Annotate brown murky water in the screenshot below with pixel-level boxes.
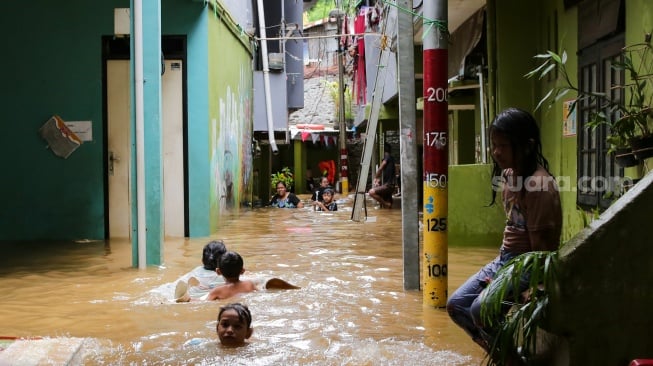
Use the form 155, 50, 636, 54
0, 195, 497, 365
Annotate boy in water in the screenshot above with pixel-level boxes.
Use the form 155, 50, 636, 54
311, 176, 332, 207
175, 251, 299, 302
217, 303, 253, 347
314, 187, 338, 211
206, 251, 257, 300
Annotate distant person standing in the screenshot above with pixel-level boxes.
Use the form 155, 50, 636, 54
368, 144, 396, 209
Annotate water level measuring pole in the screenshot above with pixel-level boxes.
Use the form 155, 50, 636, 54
422, 0, 449, 308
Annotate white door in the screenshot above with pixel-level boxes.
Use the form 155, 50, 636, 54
162, 60, 185, 238
106, 59, 185, 239
107, 60, 131, 239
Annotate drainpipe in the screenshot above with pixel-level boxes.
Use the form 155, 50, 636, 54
486, 0, 497, 120
478, 67, 487, 164
257, 0, 279, 154
134, 0, 146, 269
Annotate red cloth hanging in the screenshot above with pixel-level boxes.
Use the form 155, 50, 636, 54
353, 10, 367, 105
318, 160, 337, 186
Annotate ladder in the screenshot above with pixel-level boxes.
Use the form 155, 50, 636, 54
351, 9, 398, 222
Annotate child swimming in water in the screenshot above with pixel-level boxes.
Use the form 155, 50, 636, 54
217, 303, 253, 347
175, 251, 299, 302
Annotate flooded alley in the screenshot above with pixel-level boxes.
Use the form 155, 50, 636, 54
0, 196, 497, 365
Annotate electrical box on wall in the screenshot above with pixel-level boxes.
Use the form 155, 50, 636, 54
114, 8, 130, 36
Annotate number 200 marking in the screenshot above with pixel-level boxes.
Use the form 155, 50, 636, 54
425, 87, 448, 102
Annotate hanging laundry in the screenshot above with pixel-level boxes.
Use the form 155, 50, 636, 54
353, 8, 368, 105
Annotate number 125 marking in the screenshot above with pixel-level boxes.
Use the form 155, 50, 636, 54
426, 218, 447, 232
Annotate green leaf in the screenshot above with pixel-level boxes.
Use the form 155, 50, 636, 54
539, 64, 556, 79
548, 50, 562, 64
554, 88, 571, 102
535, 89, 555, 111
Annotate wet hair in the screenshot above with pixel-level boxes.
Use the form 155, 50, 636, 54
202, 240, 227, 270
218, 303, 252, 328
218, 251, 244, 278
489, 108, 551, 205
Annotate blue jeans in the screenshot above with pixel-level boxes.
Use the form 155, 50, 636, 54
446, 247, 520, 350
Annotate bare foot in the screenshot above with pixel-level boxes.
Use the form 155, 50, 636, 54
174, 280, 191, 303
188, 276, 200, 288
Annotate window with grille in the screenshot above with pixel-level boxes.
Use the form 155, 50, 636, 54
577, 35, 625, 209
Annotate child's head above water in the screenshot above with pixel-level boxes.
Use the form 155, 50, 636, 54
217, 302, 253, 346
202, 240, 227, 270
218, 251, 244, 278
322, 188, 334, 203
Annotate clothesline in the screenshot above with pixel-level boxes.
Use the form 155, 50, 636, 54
256, 32, 382, 42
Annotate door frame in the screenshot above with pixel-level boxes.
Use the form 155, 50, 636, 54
101, 35, 189, 238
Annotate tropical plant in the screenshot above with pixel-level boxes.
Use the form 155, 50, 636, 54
323, 80, 354, 121
271, 167, 294, 192
526, 33, 653, 154
480, 251, 559, 366
305, 0, 355, 23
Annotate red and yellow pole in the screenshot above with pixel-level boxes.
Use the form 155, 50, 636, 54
422, 0, 448, 308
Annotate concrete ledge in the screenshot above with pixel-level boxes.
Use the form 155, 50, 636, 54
0, 337, 87, 366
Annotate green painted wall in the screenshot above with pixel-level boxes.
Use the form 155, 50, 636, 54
448, 164, 504, 247
207, 10, 253, 233
531, 1, 583, 242
494, 0, 539, 112
0, 0, 129, 241
494, 0, 586, 243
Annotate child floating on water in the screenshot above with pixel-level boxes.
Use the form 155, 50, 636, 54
217, 303, 253, 347
175, 251, 299, 302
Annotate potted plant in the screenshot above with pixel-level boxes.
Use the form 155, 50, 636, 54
271, 167, 294, 192
526, 33, 653, 166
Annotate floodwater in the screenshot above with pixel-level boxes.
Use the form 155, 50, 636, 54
0, 195, 498, 365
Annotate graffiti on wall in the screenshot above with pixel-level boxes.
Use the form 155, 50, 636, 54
210, 66, 253, 221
